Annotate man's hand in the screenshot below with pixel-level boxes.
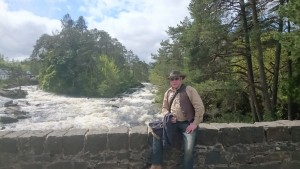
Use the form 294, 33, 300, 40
171, 116, 177, 123
186, 123, 197, 134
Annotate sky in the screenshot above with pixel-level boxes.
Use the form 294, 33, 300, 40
0, 0, 190, 63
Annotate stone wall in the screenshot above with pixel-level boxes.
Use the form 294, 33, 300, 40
0, 120, 299, 169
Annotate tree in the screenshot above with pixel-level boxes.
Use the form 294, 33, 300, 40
150, 0, 300, 122
280, 0, 300, 119
61, 14, 74, 29
30, 14, 147, 97
75, 16, 87, 32
249, 0, 273, 119
239, 0, 262, 121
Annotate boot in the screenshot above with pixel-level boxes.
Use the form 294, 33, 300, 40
150, 165, 162, 169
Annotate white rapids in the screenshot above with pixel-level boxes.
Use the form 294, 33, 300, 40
0, 83, 163, 131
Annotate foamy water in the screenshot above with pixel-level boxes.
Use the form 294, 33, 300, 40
0, 83, 162, 131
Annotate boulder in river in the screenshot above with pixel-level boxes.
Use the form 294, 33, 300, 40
4, 106, 29, 117
0, 103, 30, 124
0, 96, 12, 108
0, 116, 18, 124
4, 100, 17, 107
0, 89, 28, 99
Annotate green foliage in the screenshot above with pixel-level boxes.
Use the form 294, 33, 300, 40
278, 0, 300, 119
209, 112, 253, 123
195, 79, 251, 118
39, 65, 57, 91
97, 55, 120, 97
150, 0, 300, 122
30, 14, 149, 97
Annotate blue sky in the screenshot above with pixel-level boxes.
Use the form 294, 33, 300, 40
0, 0, 190, 63
5, 0, 80, 19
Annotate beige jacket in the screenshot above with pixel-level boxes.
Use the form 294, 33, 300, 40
162, 85, 205, 126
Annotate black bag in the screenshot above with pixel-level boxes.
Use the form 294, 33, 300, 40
148, 121, 163, 139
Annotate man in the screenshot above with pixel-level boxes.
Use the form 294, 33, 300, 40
150, 70, 205, 169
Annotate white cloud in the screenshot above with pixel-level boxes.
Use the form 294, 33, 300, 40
0, 0, 190, 63
0, 0, 61, 60
85, 0, 190, 62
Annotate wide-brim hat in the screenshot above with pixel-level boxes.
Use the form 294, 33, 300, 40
168, 70, 186, 80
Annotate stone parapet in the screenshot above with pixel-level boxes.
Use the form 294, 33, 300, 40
0, 120, 299, 169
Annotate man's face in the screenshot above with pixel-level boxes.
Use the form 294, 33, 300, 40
169, 76, 182, 89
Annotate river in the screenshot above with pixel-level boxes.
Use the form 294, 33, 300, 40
0, 83, 162, 131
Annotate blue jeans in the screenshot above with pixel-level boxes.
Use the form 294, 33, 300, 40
151, 121, 197, 169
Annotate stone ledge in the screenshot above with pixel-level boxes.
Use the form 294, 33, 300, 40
0, 120, 299, 154
0, 120, 300, 169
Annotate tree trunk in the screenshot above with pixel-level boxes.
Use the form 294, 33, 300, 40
271, 0, 284, 112
249, 0, 274, 119
287, 58, 293, 120
286, 16, 293, 120
239, 0, 262, 121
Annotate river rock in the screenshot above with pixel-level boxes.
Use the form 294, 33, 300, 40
0, 89, 28, 99
0, 116, 18, 124
4, 100, 17, 107
0, 96, 12, 108
0, 105, 30, 124
5, 106, 29, 117
111, 105, 119, 108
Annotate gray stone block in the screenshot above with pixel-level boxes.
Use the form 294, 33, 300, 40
84, 129, 108, 154
108, 127, 128, 151
211, 123, 239, 146
197, 123, 218, 146
266, 126, 290, 142
129, 162, 149, 169
46, 161, 72, 169
290, 126, 300, 142
63, 129, 88, 155
3, 130, 28, 138
205, 150, 228, 165
276, 120, 300, 126
0, 153, 18, 168
251, 153, 285, 164
291, 151, 300, 161
73, 161, 88, 169
231, 153, 251, 164
254, 122, 291, 142
45, 130, 67, 155
239, 162, 281, 169
95, 163, 129, 169
0, 131, 27, 153
231, 123, 265, 144
21, 163, 43, 169
129, 126, 148, 150
0, 131, 13, 138
0, 137, 17, 153
281, 161, 300, 169
213, 166, 237, 169
18, 130, 52, 154
104, 151, 131, 164
34, 154, 53, 163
